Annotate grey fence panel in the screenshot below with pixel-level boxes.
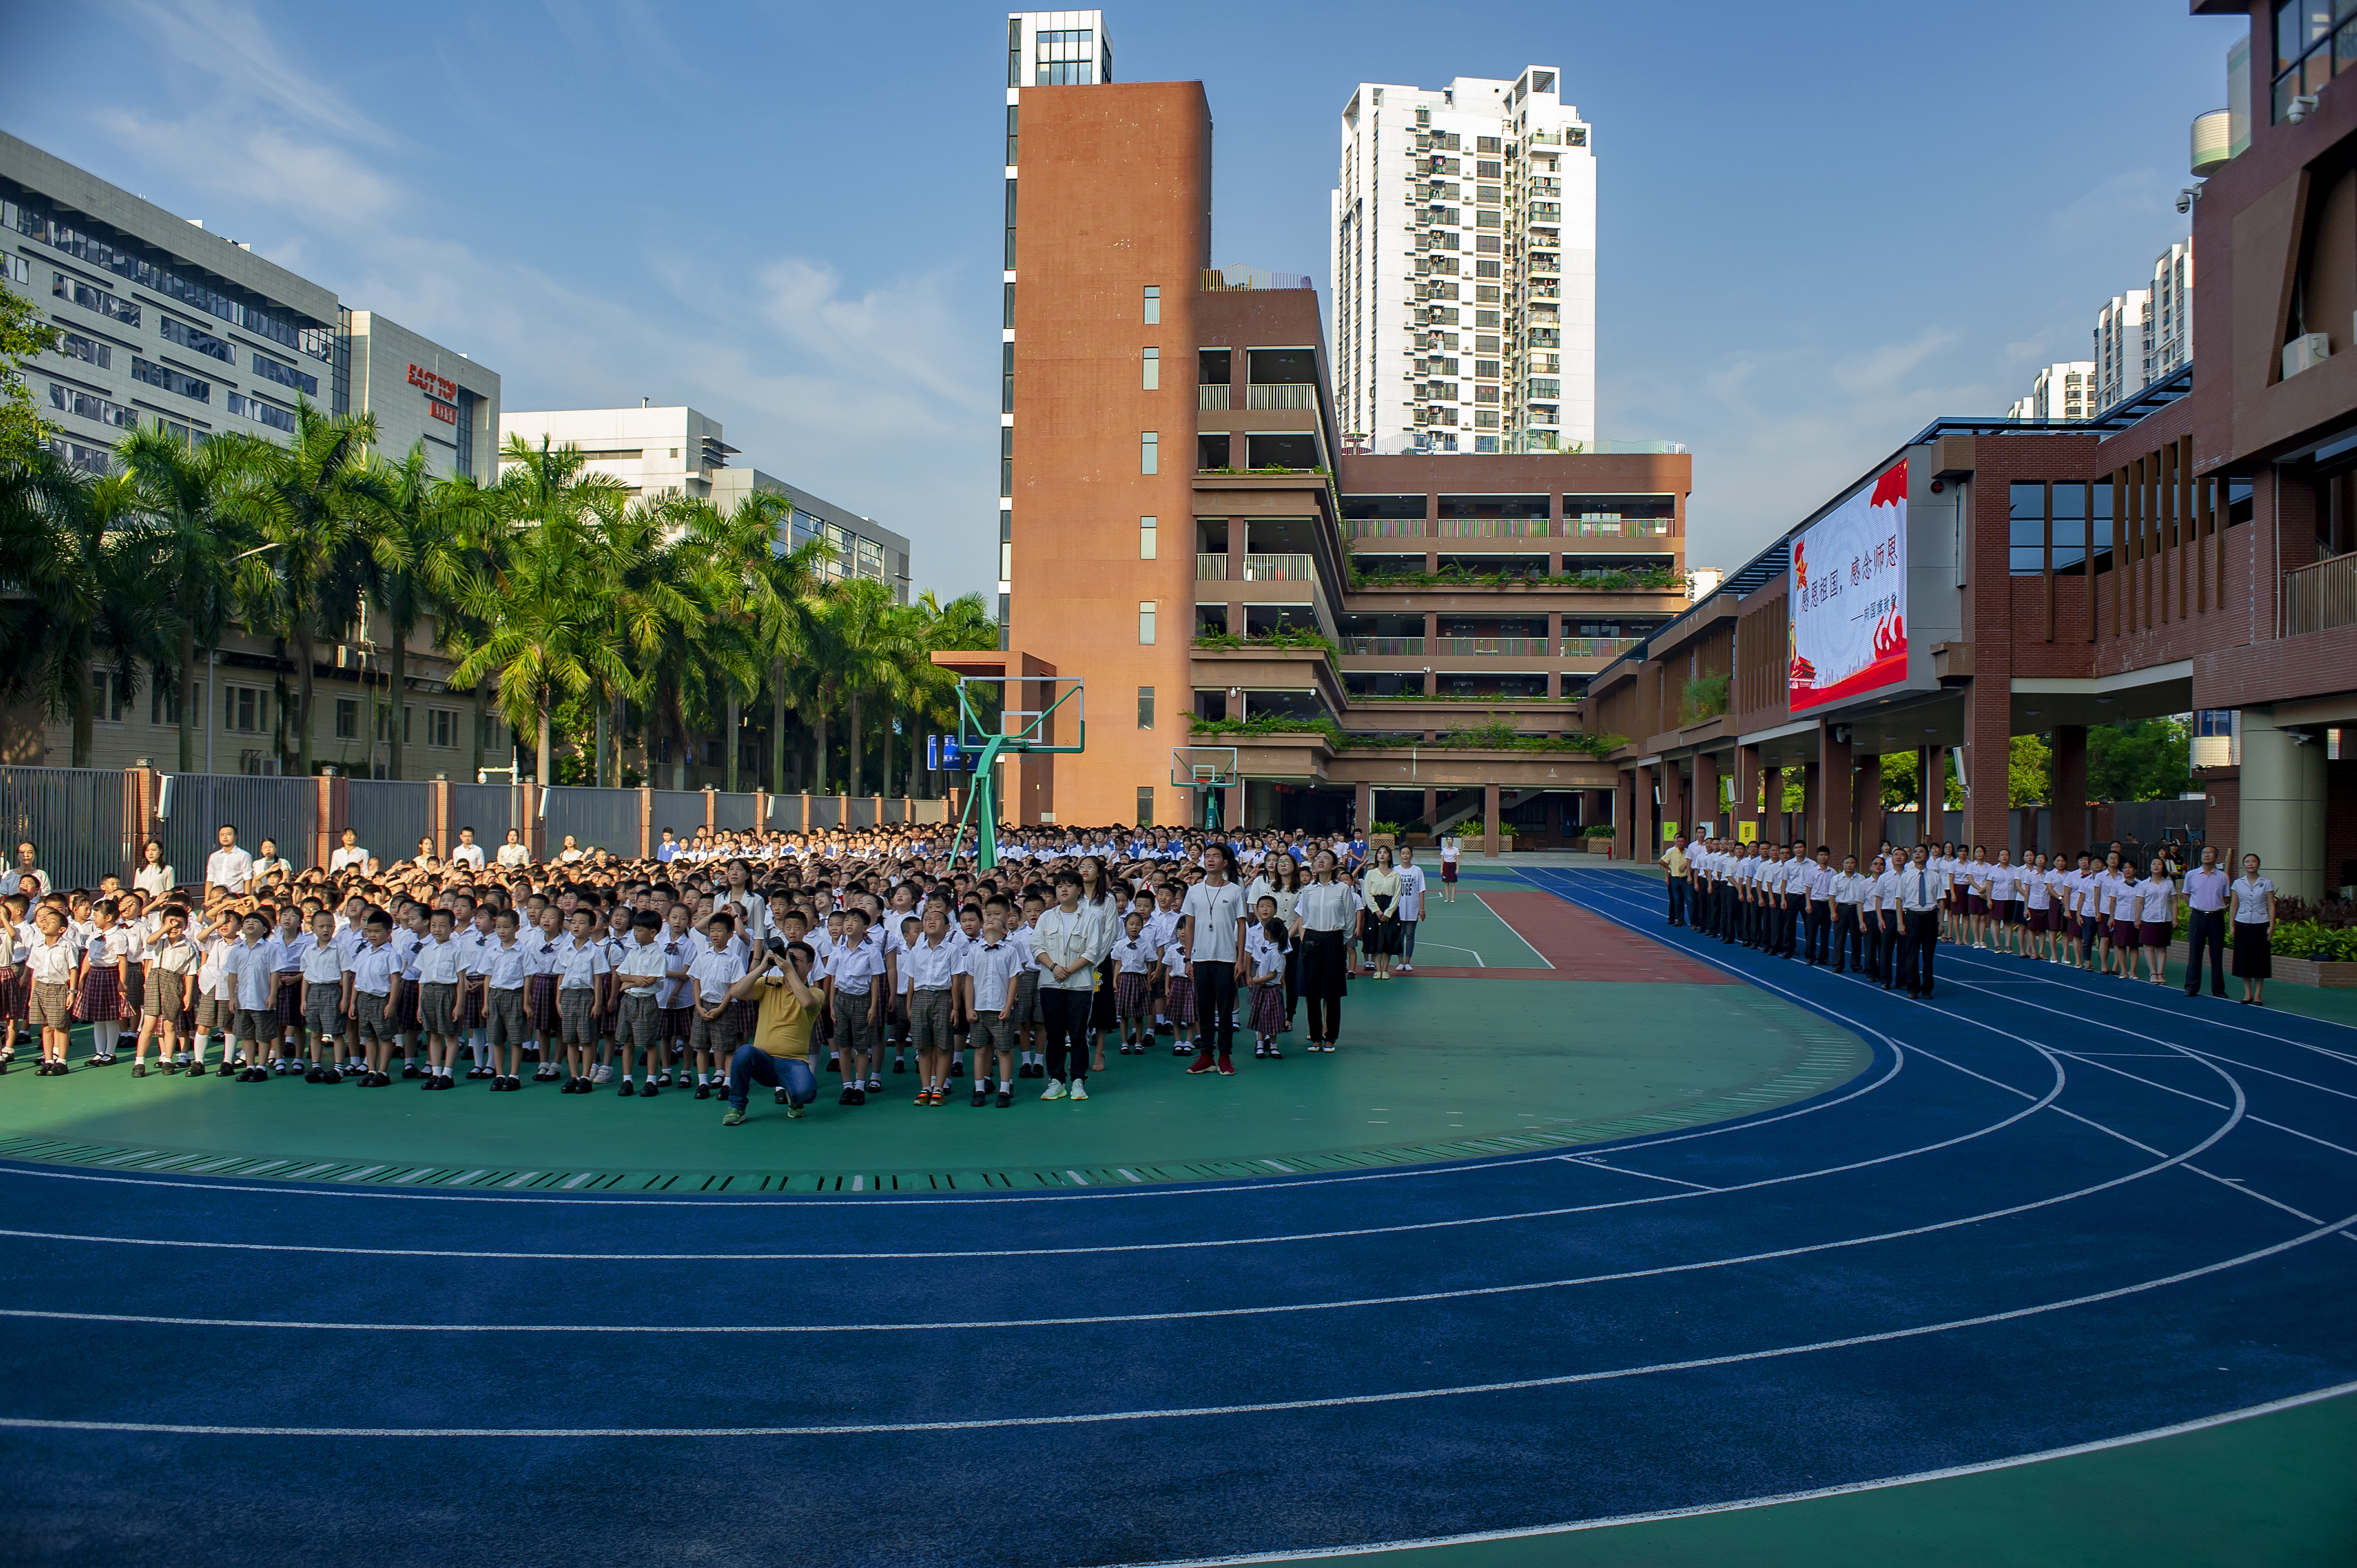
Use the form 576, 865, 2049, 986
447, 782, 518, 846
540, 787, 642, 858
809, 796, 842, 830
652, 791, 704, 841
912, 799, 949, 824
881, 799, 906, 825
768, 795, 811, 831
712, 792, 759, 833
348, 780, 432, 866
0, 767, 130, 892
846, 797, 877, 829
157, 775, 315, 881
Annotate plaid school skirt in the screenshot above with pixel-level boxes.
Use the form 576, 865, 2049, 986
726, 997, 758, 1039
458, 981, 486, 1030
526, 973, 559, 1031
1249, 979, 1285, 1037
1164, 972, 1195, 1027
74, 966, 130, 1024
1113, 971, 1150, 1020
0, 968, 27, 1021
391, 982, 422, 1032
272, 978, 303, 1029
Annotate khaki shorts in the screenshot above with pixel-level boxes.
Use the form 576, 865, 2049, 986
302, 981, 343, 1038
613, 992, 661, 1050
352, 991, 395, 1044
557, 987, 600, 1046
29, 982, 74, 1031
485, 987, 528, 1049
908, 988, 954, 1053
690, 1007, 738, 1055
970, 1009, 1015, 1056
419, 982, 460, 1035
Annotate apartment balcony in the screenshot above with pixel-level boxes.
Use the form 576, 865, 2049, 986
2284, 549, 2357, 636
1197, 553, 1228, 581
1559, 636, 1642, 658
1244, 552, 1314, 581
1246, 384, 1317, 410
1435, 637, 1551, 656
1198, 383, 1231, 410
1344, 636, 1424, 655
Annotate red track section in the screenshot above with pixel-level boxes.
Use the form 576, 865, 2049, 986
1409, 891, 1736, 983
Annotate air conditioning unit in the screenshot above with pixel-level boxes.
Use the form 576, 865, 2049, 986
2283, 332, 2331, 379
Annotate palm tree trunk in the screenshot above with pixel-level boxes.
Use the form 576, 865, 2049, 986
389, 631, 407, 781
69, 666, 94, 768
177, 617, 197, 774
847, 690, 863, 798
594, 699, 608, 790
910, 713, 927, 800
770, 662, 787, 792
611, 690, 626, 787
813, 704, 830, 796
725, 697, 740, 793
470, 685, 485, 781
295, 632, 317, 776
536, 704, 552, 786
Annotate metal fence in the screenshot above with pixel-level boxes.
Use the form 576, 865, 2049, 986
809, 796, 842, 830
539, 787, 642, 857
156, 774, 315, 886
348, 780, 431, 865
448, 782, 520, 847
712, 791, 760, 833
651, 791, 704, 843
0, 767, 130, 893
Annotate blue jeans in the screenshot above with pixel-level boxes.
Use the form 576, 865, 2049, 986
727, 1046, 815, 1111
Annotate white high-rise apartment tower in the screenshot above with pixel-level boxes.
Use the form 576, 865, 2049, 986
1330, 69, 1594, 455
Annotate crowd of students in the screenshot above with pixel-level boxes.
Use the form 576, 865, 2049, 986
1661, 834, 2284, 1004
0, 819, 1466, 1124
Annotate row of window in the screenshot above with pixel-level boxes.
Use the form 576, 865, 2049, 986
130, 355, 209, 403
49, 381, 136, 429
84, 673, 478, 749
10, 195, 327, 357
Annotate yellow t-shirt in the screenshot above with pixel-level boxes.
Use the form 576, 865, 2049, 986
749, 972, 811, 1060
1661, 845, 1689, 876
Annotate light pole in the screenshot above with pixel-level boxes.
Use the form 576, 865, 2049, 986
207, 540, 285, 775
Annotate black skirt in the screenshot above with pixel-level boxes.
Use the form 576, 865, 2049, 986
2231, 920, 2272, 979
1367, 913, 1402, 956
1300, 930, 1350, 999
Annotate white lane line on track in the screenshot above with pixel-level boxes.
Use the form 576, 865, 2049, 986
1933, 941, 2357, 1051
1542, 870, 2354, 1246
1096, 1376, 2357, 1567
3, 1204, 2349, 1438
0, 1050, 2049, 1262
1560, 1157, 1720, 1192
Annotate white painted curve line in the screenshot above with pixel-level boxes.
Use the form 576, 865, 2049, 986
4, 1205, 2347, 1438
1097, 1377, 2357, 1568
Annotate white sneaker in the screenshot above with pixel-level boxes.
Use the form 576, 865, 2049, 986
1040, 1078, 1067, 1101
1069, 1080, 1089, 1101
592, 1064, 613, 1084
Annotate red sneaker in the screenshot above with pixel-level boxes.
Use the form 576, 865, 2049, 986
1216, 1055, 1235, 1076
1186, 1053, 1216, 1074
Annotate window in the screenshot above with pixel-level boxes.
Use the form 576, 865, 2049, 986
2009, 482, 2047, 576
1004, 179, 1017, 269
151, 679, 195, 726
2195, 709, 2235, 738
1140, 515, 1157, 559
49, 381, 137, 429
428, 708, 457, 748
2272, 0, 2357, 121
131, 357, 209, 403
1141, 431, 1158, 474
1000, 427, 1013, 496
159, 316, 234, 363
58, 332, 110, 370
1002, 281, 1015, 327
1141, 346, 1159, 390
1005, 102, 1020, 165
227, 392, 295, 432
1001, 342, 1014, 411
1136, 786, 1155, 826
2052, 481, 2090, 574
1138, 685, 1155, 729
228, 684, 264, 734
1143, 284, 1160, 325
1035, 26, 1095, 84
89, 667, 127, 723
334, 698, 358, 739
52, 272, 138, 326
1139, 601, 1157, 644
245, 353, 315, 395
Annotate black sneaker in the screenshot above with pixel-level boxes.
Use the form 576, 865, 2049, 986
694, 1083, 711, 1099
640, 1082, 658, 1098
617, 1080, 636, 1097
851, 1087, 869, 1106
996, 1090, 1013, 1108
303, 1065, 324, 1083
838, 1084, 858, 1106
971, 1087, 989, 1107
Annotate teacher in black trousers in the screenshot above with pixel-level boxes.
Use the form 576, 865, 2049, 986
2180, 844, 2231, 999
1896, 844, 1948, 999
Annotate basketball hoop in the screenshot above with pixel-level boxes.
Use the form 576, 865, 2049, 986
1170, 746, 1239, 829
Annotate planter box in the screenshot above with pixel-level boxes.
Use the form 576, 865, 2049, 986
2165, 940, 2357, 987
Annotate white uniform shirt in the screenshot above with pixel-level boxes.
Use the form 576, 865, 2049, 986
611, 936, 670, 997
1896, 862, 1948, 914
204, 845, 255, 893
901, 932, 960, 992
548, 935, 610, 991
24, 933, 79, 986
298, 936, 346, 986
2183, 866, 2230, 913
222, 937, 277, 1009
413, 934, 465, 986
2230, 875, 2276, 922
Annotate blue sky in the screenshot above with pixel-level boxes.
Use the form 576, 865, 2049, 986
12, 1, 2244, 595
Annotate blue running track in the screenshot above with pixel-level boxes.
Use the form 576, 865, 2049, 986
1, 865, 2353, 1567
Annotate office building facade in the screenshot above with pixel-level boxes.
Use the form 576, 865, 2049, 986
1329, 70, 1596, 456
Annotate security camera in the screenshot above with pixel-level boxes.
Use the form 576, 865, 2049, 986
2176, 184, 2204, 214
2289, 93, 2319, 124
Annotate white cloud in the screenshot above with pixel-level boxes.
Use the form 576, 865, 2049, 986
120, 0, 395, 147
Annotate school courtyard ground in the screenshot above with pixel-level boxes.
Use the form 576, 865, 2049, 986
1, 865, 2352, 1566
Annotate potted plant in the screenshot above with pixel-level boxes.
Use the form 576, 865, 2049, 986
1581, 822, 1617, 855
1367, 819, 1401, 849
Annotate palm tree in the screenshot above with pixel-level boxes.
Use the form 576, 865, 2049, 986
452, 435, 632, 783
370, 445, 483, 780
811, 575, 903, 798
903, 589, 998, 798
0, 452, 161, 766
250, 404, 392, 775
116, 427, 277, 772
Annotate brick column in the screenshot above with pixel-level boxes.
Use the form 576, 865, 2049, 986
1691, 751, 1721, 838
1852, 751, 1882, 862
430, 778, 450, 857
1422, 787, 1438, 834
322, 773, 350, 874
1919, 746, 1946, 849
1759, 763, 1782, 844
637, 787, 653, 860
126, 768, 156, 869
1616, 768, 1638, 860
754, 791, 768, 838
1482, 781, 1501, 857
1735, 744, 1762, 842
1660, 760, 1686, 844
2052, 726, 2088, 861
1813, 721, 1852, 854
1632, 762, 1654, 858
1960, 677, 2010, 854
704, 788, 717, 837
1355, 781, 1373, 833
